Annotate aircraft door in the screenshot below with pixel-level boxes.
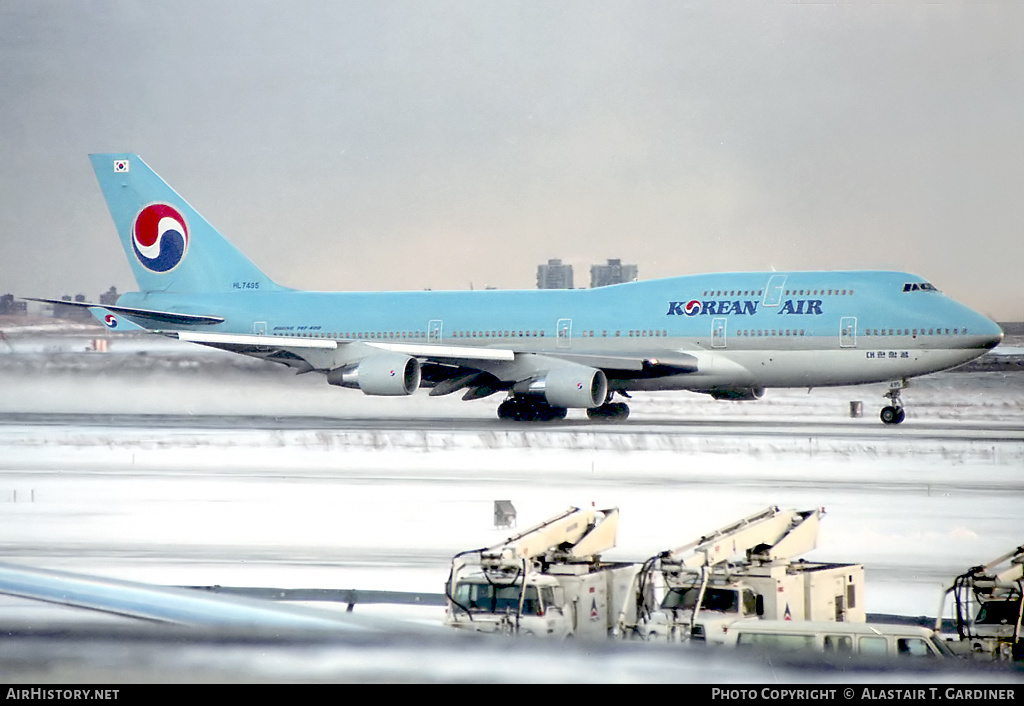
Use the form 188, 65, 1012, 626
428, 319, 443, 343
763, 275, 787, 308
835, 594, 846, 622
253, 321, 267, 335
712, 317, 727, 348
840, 317, 857, 348
557, 318, 572, 349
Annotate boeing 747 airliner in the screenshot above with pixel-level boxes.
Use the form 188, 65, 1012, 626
30, 154, 1004, 424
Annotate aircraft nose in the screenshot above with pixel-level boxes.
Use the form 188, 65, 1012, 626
984, 328, 1004, 350
978, 317, 1004, 350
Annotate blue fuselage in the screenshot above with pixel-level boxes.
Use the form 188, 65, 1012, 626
120, 270, 1003, 391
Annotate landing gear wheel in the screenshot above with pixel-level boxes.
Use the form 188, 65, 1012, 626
880, 381, 907, 425
497, 397, 567, 422
586, 402, 630, 422
880, 405, 906, 425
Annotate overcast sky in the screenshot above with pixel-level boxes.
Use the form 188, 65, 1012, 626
2, 1, 1022, 320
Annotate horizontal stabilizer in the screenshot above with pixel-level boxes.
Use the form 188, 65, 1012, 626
87, 307, 146, 331
23, 298, 224, 326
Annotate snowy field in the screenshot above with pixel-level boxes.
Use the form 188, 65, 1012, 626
0, 327, 1022, 682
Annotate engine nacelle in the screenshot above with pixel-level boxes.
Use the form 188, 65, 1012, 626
707, 386, 765, 401
327, 353, 421, 396
518, 364, 608, 409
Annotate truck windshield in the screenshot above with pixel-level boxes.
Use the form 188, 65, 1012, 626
661, 587, 739, 613
453, 582, 543, 615
976, 598, 1022, 626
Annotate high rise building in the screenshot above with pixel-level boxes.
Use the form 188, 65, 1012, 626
590, 258, 638, 288
537, 259, 574, 289
100, 287, 119, 306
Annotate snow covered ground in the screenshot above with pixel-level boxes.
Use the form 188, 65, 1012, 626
1, 338, 1021, 598
0, 328, 1021, 681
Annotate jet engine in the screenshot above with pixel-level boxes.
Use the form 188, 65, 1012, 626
707, 386, 765, 401
516, 364, 608, 409
327, 353, 421, 396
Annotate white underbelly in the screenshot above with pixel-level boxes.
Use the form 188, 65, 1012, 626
626, 346, 986, 391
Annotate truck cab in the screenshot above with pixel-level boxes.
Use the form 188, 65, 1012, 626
937, 544, 1023, 661
447, 573, 572, 638
444, 506, 622, 640
643, 582, 762, 643
622, 507, 865, 644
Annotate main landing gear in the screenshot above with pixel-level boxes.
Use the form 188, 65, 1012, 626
496, 396, 567, 422
495, 392, 632, 423
586, 401, 630, 422
586, 391, 631, 422
880, 380, 907, 425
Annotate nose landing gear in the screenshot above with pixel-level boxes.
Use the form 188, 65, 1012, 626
880, 381, 907, 425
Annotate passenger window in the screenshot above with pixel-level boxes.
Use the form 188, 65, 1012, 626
737, 633, 815, 652
897, 638, 934, 658
824, 635, 852, 653
858, 636, 888, 655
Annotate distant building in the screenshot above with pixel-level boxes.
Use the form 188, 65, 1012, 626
537, 259, 574, 290
100, 286, 119, 306
0, 294, 27, 316
53, 294, 91, 321
590, 258, 638, 288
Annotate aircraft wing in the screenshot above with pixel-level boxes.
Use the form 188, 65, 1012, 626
366, 344, 697, 373
100, 329, 700, 398
0, 561, 405, 632
547, 351, 699, 374
175, 330, 339, 350
169, 331, 518, 363
166, 331, 696, 374
170, 331, 697, 370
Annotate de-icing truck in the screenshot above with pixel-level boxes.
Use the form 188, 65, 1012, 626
619, 506, 866, 644
936, 544, 1023, 661
444, 506, 641, 639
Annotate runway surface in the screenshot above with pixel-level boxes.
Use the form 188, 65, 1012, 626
3, 410, 1024, 439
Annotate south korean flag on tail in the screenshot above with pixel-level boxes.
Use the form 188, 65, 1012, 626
113, 159, 129, 173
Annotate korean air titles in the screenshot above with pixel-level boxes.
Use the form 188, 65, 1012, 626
666, 299, 823, 317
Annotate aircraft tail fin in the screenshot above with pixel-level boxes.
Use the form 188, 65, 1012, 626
89, 154, 286, 294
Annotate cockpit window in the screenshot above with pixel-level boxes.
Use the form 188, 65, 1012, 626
903, 282, 939, 292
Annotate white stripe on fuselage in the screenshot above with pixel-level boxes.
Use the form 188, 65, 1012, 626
622, 344, 989, 391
